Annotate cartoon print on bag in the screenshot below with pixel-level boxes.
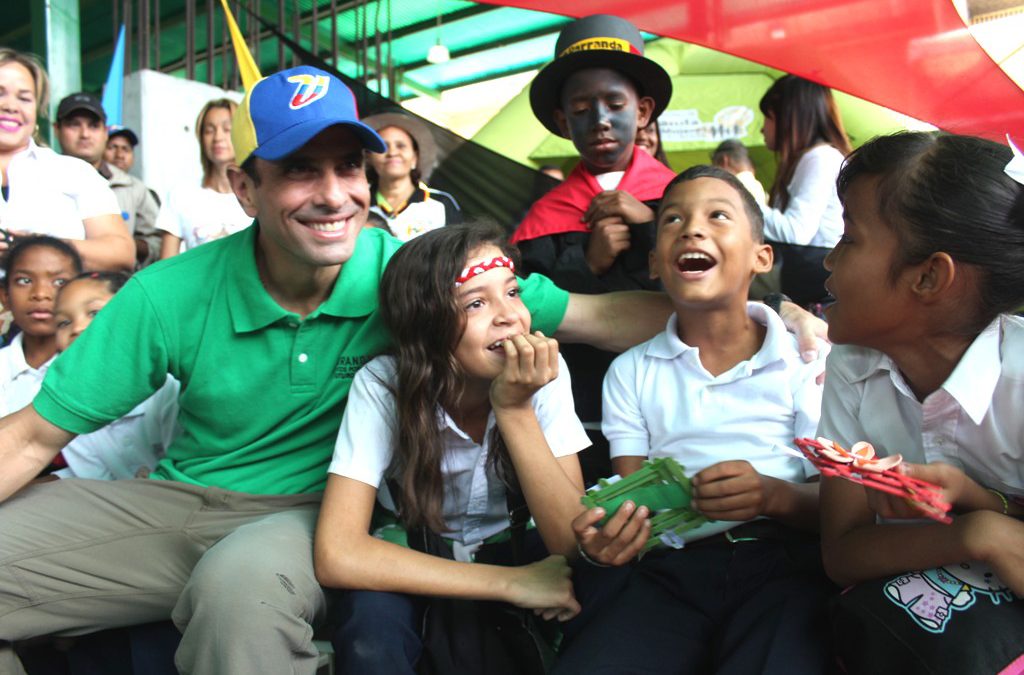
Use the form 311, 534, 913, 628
884, 561, 1016, 633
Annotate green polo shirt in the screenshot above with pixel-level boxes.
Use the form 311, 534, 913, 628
34, 225, 569, 495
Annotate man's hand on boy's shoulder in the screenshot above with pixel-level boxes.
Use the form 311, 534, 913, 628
583, 190, 656, 226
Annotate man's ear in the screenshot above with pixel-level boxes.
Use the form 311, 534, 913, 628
227, 164, 259, 218
636, 96, 655, 130
910, 252, 956, 304
553, 108, 570, 138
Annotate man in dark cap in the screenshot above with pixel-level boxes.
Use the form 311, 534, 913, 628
54, 93, 162, 267
104, 125, 139, 173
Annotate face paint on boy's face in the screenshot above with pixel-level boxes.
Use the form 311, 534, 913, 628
557, 68, 645, 174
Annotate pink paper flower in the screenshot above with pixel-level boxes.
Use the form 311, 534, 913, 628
815, 438, 902, 473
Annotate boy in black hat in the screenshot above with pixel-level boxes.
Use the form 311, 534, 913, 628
511, 14, 677, 479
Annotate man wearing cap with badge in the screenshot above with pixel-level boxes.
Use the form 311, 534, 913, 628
54, 92, 162, 267
0, 62, 676, 674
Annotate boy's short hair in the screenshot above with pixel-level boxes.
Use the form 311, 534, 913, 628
711, 140, 752, 169
659, 165, 765, 242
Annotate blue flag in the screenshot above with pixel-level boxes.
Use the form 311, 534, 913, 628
101, 25, 126, 127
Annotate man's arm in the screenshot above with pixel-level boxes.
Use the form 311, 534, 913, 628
557, 292, 827, 358
0, 406, 76, 502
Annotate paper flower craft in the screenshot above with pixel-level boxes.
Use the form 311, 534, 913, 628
794, 437, 952, 524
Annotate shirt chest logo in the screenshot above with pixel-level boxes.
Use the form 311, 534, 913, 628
334, 354, 370, 380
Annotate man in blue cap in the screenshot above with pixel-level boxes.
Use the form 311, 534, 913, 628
0, 65, 696, 674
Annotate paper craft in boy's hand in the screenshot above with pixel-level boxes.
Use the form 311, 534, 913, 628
581, 457, 709, 552
793, 437, 953, 523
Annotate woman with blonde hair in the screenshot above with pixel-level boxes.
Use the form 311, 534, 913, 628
0, 48, 134, 271
157, 98, 252, 258
759, 75, 852, 307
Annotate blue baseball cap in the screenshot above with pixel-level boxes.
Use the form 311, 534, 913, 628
232, 65, 386, 165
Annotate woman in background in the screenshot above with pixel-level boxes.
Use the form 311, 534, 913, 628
759, 75, 852, 308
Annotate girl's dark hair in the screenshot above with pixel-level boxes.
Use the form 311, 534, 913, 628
660, 165, 765, 242
837, 131, 1024, 332
60, 270, 130, 297
759, 75, 853, 211
379, 220, 519, 533
365, 124, 422, 193
2, 236, 83, 288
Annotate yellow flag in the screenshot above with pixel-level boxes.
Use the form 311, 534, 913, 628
219, 0, 262, 90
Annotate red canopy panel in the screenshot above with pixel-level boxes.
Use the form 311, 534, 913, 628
484, 0, 1024, 140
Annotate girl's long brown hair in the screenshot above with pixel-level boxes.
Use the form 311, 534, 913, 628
378, 221, 520, 534
759, 75, 852, 211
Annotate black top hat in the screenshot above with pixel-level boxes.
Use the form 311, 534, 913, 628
56, 93, 106, 123
530, 14, 672, 137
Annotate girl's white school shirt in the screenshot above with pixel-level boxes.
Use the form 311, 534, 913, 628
0, 333, 55, 417
818, 314, 1024, 498
760, 144, 845, 247
329, 354, 591, 547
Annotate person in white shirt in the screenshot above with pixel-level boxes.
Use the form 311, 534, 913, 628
0, 49, 135, 272
157, 98, 252, 257
758, 75, 853, 306
558, 166, 830, 675
817, 132, 1024, 673
315, 222, 590, 673
0, 237, 82, 418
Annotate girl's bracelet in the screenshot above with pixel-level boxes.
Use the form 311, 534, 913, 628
576, 543, 612, 568
987, 488, 1009, 515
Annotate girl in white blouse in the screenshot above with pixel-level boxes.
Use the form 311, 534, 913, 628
819, 132, 1024, 673
314, 222, 589, 673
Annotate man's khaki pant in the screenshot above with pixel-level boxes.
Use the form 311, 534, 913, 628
0, 478, 325, 674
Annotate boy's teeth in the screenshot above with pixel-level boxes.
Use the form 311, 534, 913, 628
677, 252, 712, 263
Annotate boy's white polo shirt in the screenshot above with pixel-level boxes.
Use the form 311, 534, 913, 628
330, 353, 590, 546
603, 302, 825, 481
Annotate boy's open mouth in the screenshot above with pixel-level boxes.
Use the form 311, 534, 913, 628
676, 251, 716, 273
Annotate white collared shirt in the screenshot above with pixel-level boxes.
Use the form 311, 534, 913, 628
0, 140, 120, 239
329, 354, 590, 546
56, 376, 181, 480
0, 333, 54, 417
602, 303, 825, 541
818, 314, 1024, 497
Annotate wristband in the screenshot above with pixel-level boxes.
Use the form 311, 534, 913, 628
576, 543, 612, 568
988, 488, 1010, 515
763, 292, 792, 315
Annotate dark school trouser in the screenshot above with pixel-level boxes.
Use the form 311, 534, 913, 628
553, 536, 834, 675
0, 478, 325, 675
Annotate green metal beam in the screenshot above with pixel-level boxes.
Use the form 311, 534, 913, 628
30, 0, 82, 142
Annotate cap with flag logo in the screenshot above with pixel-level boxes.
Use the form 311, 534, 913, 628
232, 65, 386, 165
529, 14, 672, 137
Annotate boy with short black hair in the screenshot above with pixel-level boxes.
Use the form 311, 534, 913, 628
557, 165, 832, 675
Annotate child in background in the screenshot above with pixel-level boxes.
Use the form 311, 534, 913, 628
557, 166, 830, 675
0, 236, 82, 417
315, 222, 591, 673
50, 271, 179, 479
818, 132, 1024, 673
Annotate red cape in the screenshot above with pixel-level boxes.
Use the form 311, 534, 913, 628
511, 149, 677, 243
